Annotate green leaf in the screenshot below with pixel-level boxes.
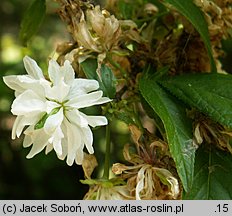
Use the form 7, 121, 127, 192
141, 96, 165, 136
163, 0, 216, 73
183, 145, 232, 199
81, 59, 116, 98
101, 64, 117, 99
139, 73, 196, 192
160, 73, 232, 129
34, 107, 60, 130
80, 59, 98, 80
19, 0, 46, 46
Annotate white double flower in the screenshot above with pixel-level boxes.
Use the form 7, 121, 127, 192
3, 56, 111, 165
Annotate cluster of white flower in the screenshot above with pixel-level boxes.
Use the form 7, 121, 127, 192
3, 56, 111, 165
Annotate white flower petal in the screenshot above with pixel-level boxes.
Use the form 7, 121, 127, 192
57, 154, 66, 161
48, 59, 75, 86
81, 126, 94, 154
48, 59, 62, 85
66, 109, 88, 128
78, 96, 111, 109
75, 145, 85, 165
67, 123, 82, 166
45, 101, 60, 114
12, 115, 39, 139
57, 123, 68, 160
3, 76, 26, 93
17, 75, 37, 83
45, 79, 70, 102
18, 76, 48, 98
43, 108, 64, 156
45, 143, 53, 155
67, 91, 111, 109
23, 56, 44, 79
95, 97, 112, 104
61, 118, 83, 166
3, 75, 48, 98
79, 112, 108, 127
44, 108, 64, 134
26, 141, 48, 158
68, 79, 99, 98
61, 60, 75, 84
12, 90, 46, 116
49, 126, 64, 156
11, 116, 22, 139
25, 129, 50, 158
67, 91, 102, 107
23, 125, 36, 147
23, 134, 33, 148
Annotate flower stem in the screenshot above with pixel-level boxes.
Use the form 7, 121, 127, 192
103, 123, 111, 179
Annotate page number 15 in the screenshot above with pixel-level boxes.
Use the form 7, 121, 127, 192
216, 204, 229, 213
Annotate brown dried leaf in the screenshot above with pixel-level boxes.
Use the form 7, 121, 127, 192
82, 153, 98, 179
